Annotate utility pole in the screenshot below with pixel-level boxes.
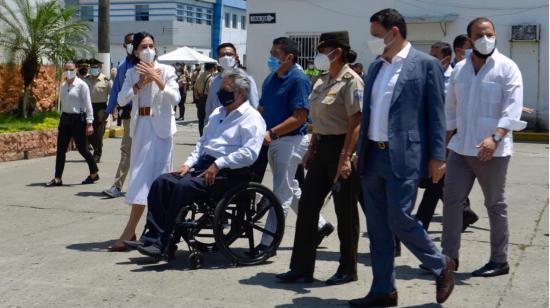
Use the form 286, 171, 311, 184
98, 0, 110, 78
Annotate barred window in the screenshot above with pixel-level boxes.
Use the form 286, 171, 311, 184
288, 33, 321, 69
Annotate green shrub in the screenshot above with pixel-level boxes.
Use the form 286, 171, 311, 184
0, 111, 60, 133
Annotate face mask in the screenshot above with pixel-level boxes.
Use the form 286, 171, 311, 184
217, 89, 235, 106
367, 31, 393, 56
267, 56, 281, 72
66, 70, 76, 80
313, 49, 336, 71
126, 44, 133, 55
307, 64, 314, 70
78, 67, 88, 76
464, 49, 473, 59
139, 48, 156, 63
473, 35, 496, 57
90, 68, 99, 76
219, 56, 236, 70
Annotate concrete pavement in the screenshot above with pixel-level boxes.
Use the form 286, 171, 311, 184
0, 104, 548, 307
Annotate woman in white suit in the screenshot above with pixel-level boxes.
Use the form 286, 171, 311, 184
108, 32, 180, 251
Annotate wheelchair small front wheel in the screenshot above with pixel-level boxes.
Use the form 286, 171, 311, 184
188, 252, 203, 269
213, 182, 284, 266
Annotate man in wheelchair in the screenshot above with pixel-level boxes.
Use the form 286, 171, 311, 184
133, 68, 266, 258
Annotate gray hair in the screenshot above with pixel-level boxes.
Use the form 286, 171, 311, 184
221, 68, 250, 101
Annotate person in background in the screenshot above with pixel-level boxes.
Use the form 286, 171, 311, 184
107, 32, 180, 251
103, 32, 136, 199
204, 42, 259, 124
350, 62, 365, 79
45, 61, 99, 187
277, 31, 362, 286
442, 17, 526, 278
76, 59, 90, 79
351, 9, 455, 306
194, 62, 218, 135
85, 58, 111, 163
175, 64, 190, 121
451, 34, 472, 68
191, 65, 201, 92
414, 42, 479, 232
303, 59, 320, 83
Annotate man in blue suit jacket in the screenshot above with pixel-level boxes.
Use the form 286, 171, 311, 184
349, 9, 455, 307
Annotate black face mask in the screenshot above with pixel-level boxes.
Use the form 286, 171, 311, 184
472, 48, 495, 59
217, 89, 235, 106
78, 67, 88, 75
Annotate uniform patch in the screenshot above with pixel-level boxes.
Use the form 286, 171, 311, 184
354, 89, 363, 101
327, 92, 337, 97
343, 72, 353, 79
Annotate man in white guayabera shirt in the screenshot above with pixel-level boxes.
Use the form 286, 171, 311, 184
442, 17, 526, 278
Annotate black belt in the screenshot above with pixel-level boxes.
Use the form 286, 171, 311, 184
369, 140, 389, 150
315, 134, 345, 142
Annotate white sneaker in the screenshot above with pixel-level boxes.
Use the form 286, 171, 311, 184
103, 185, 123, 198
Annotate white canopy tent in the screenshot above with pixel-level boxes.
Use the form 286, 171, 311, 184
157, 46, 217, 64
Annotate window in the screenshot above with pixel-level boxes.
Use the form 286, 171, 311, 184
232, 14, 237, 28
225, 13, 230, 28
80, 5, 94, 22
135, 4, 149, 21
195, 7, 203, 24
206, 9, 212, 25
288, 33, 321, 68
241, 15, 246, 30
176, 3, 184, 21
186, 5, 195, 23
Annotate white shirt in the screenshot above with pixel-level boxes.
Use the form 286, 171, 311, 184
184, 101, 266, 170
204, 73, 259, 125
60, 77, 93, 123
443, 65, 453, 95
368, 42, 412, 141
446, 49, 526, 157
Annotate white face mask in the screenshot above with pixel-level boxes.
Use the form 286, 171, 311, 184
219, 56, 236, 70
90, 68, 99, 76
464, 48, 473, 59
474, 35, 496, 55
367, 31, 393, 56
66, 70, 76, 80
126, 44, 133, 55
313, 49, 336, 71
139, 48, 156, 63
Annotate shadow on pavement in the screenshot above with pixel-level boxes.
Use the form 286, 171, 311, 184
27, 182, 75, 187
75, 191, 111, 199
395, 264, 473, 286
66, 240, 117, 252
239, 272, 325, 294
274, 296, 349, 307
277, 246, 372, 266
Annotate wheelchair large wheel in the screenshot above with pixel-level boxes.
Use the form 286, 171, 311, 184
174, 205, 217, 253
213, 182, 284, 266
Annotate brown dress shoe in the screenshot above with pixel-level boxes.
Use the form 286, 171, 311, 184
436, 255, 455, 304
349, 291, 398, 307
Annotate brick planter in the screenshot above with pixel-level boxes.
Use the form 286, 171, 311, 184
0, 128, 58, 162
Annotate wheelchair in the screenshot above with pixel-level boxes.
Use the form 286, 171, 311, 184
159, 180, 285, 269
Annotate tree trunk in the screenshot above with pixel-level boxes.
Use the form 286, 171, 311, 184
22, 85, 30, 119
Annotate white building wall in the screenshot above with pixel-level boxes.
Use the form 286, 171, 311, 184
247, 0, 549, 129
220, 6, 247, 63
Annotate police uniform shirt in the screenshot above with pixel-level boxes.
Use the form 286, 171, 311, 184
85, 73, 111, 103
60, 77, 94, 123
309, 64, 364, 135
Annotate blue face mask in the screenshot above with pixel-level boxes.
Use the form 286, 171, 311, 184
217, 89, 235, 106
267, 56, 281, 72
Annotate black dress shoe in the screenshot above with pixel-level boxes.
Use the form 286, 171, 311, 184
471, 261, 509, 277
349, 291, 398, 307
45, 179, 62, 187
326, 272, 357, 285
436, 255, 455, 304
276, 270, 313, 283
420, 258, 459, 272
316, 222, 335, 247
137, 244, 162, 258
81, 174, 100, 184
462, 209, 479, 232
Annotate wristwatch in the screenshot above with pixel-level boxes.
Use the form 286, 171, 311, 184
492, 134, 503, 143
269, 129, 279, 140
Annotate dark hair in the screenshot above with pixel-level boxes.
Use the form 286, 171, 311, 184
124, 32, 134, 43
217, 42, 237, 54
204, 62, 217, 71
431, 41, 452, 58
272, 37, 300, 63
452, 34, 469, 51
132, 32, 155, 50
370, 8, 407, 39
351, 62, 363, 69
467, 17, 495, 37
338, 48, 357, 64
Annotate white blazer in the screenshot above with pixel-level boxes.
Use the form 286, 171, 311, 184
118, 61, 180, 139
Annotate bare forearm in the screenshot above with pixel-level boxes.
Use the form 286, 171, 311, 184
341, 112, 361, 156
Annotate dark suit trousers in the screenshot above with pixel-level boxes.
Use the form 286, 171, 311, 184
145, 159, 248, 250
361, 143, 444, 294
88, 102, 107, 159
290, 137, 359, 275
54, 113, 98, 178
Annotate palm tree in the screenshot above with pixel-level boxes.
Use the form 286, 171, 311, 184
0, 0, 92, 118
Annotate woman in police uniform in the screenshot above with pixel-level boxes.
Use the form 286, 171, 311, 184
277, 31, 363, 285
